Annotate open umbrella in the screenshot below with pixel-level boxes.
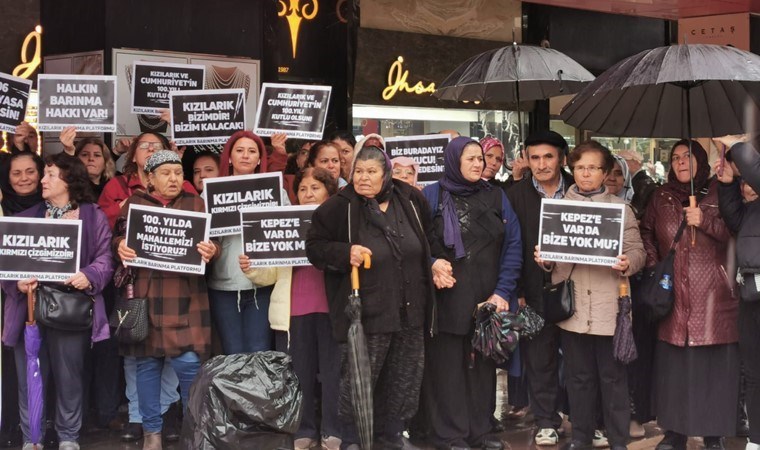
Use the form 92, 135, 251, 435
25, 286, 43, 449
561, 43, 760, 243
613, 281, 637, 364
346, 254, 372, 450
434, 42, 594, 157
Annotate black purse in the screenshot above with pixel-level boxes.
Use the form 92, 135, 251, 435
542, 265, 576, 324
34, 283, 94, 331
109, 271, 152, 344
640, 219, 687, 320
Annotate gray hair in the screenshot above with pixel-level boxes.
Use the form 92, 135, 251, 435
349, 145, 390, 183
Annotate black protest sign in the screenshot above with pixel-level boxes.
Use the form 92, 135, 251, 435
125, 204, 210, 274
240, 205, 316, 267
203, 172, 283, 237
0, 72, 32, 133
385, 134, 450, 185
170, 88, 246, 145
131, 61, 205, 114
0, 217, 81, 281
37, 74, 117, 132
254, 83, 331, 140
538, 199, 626, 266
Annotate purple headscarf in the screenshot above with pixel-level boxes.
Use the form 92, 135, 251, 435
439, 136, 491, 259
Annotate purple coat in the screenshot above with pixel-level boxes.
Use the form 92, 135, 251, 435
1, 203, 114, 346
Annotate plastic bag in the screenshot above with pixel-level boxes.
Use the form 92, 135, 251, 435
179, 351, 303, 449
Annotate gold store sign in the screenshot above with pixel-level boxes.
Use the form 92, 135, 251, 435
278, 0, 318, 59
13, 26, 42, 79
382, 56, 436, 101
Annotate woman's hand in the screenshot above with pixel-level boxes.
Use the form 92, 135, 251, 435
486, 293, 509, 313
712, 134, 748, 149
59, 126, 77, 155
196, 241, 217, 263
239, 254, 251, 273
17, 278, 37, 294
13, 122, 31, 149
534, 245, 553, 270
611, 254, 630, 274
113, 137, 132, 157
65, 271, 92, 291
159, 108, 171, 123
683, 206, 702, 227
712, 159, 735, 183
117, 240, 137, 264
432, 258, 456, 289
350, 245, 372, 267
271, 133, 287, 155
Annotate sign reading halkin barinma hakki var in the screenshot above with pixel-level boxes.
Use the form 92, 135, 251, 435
37, 74, 117, 132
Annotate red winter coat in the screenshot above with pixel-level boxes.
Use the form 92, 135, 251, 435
640, 179, 738, 347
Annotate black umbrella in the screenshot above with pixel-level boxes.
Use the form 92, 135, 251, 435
561, 43, 760, 243
346, 254, 372, 450
434, 42, 594, 157
613, 281, 637, 364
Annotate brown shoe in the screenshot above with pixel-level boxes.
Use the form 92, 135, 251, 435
142, 431, 162, 450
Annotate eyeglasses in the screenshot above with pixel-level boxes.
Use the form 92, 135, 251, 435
573, 165, 604, 174
392, 169, 416, 177
137, 142, 164, 151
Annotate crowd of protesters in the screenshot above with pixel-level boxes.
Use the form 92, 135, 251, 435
0, 120, 757, 450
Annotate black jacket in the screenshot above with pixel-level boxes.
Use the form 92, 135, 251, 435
506, 171, 574, 313
630, 170, 658, 220
718, 180, 760, 274
306, 180, 436, 342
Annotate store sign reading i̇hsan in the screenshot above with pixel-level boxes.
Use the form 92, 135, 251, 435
382, 56, 436, 101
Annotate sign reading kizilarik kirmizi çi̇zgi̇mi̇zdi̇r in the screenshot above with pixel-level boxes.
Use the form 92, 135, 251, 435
170, 88, 246, 146
538, 198, 626, 267
202, 172, 284, 237
124, 204, 211, 275
37, 74, 117, 132
384, 133, 451, 185
254, 83, 332, 140
131, 61, 206, 115
0, 217, 82, 281
0, 72, 32, 133
240, 205, 317, 267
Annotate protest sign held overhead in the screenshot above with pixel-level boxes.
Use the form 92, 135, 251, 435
131, 61, 205, 114
538, 199, 626, 266
0, 72, 32, 133
37, 74, 117, 132
254, 83, 331, 140
125, 204, 211, 274
241, 205, 316, 267
385, 134, 450, 185
170, 88, 246, 146
203, 172, 283, 237
0, 217, 82, 281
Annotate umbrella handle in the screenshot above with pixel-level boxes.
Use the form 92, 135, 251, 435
619, 281, 628, 297
689, 195, 697, 246
26, 286, 35, 325
350, 253, 372, 290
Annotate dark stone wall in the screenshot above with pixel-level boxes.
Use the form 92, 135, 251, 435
1, 0, 41, 74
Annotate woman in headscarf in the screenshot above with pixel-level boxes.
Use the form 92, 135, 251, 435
641, 140, 738, 450
421, 136, 522, 450
390, 156, 421, 189
114, 150, 218, 450
306, 146, 435, 449
605, 154, 634, 203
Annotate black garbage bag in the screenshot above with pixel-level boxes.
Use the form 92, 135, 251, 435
179, 351, 303, 449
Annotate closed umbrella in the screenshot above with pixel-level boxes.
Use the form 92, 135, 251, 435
434, 42, 594, 159
25, 286, 43, 449
346, 254, 372, 450
561, 43, 760, 242
613, 281, 637, 364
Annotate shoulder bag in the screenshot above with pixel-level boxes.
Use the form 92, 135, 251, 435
639, 218, 687, 320
109, 271, 152, 344
34, 283, 94, 331
542, 264, 576, 324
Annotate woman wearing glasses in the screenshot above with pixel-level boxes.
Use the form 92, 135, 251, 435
534, 141, 645, 450
97, 132, 196, 443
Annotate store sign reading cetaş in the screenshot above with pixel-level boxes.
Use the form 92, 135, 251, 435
382, 56, 436, 101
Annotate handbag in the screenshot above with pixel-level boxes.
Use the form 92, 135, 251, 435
109, 271, 152, 344
542, 265, 576, 324
639, 219, 687, 320
737, 269, 760, 302
34, 283, 94, 331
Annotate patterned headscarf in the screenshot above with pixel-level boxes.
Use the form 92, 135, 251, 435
144, 150, 182, 173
